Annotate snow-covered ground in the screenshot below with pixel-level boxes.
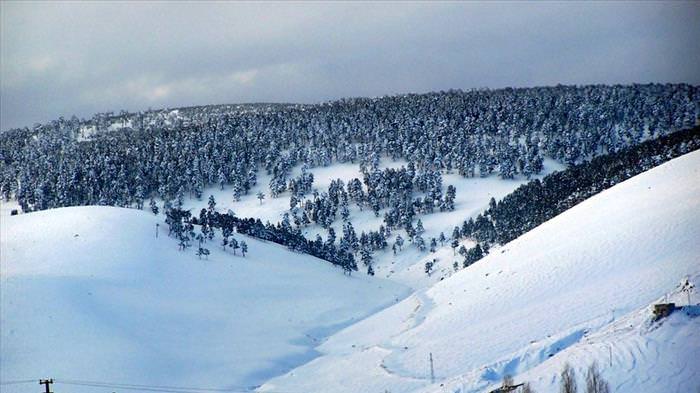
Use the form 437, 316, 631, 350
3, 151, 697, 393
0, 206, 408, 391
178, 157, 565, 289
259, 150, 700, 393
1, 153, 564, 291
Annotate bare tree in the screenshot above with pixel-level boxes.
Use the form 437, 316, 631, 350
520, 382, 535, 393
502, 374, 514, 388
585, 362, 610, 393
560, 363, 577, 393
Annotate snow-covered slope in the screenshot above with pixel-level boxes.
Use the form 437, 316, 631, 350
176, 157, 565, 290
474, 278, 700, 393
0, 206, 408, 391
259, 150, 700, 393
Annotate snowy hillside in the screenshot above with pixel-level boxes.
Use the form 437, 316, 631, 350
259, 150, 700, 393
0, 206, 408, 391
174, 157, 565, 290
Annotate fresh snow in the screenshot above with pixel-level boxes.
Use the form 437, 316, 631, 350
178, 157, 565, 290
259, 150, 700, 393
2, 149, 696, 393
0, 206, 408, 391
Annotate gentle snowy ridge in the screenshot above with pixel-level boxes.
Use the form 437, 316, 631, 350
0, 206, 408, 391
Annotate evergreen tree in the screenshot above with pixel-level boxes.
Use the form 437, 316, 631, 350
229, 237, 240, 255
208, 195, 216, 213
196, 246, 210, 260
424, 259, 435, 276
451, 239, 459, 255
415, 235, 426, 252
395, 234, 404, 251
463, 244, 484, 267
240, 241, 248, 257
429, 237, 437, 253
415, 219, 425, 235
150, 198, 159, 215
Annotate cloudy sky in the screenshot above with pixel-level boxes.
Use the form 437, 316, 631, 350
1, 1, 699, 130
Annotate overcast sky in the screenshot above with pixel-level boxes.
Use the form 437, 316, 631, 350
1, 1, 699, 130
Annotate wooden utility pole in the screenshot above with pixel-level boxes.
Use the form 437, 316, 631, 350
156, 223, 160, 238
39, 379, 54, 393
429, 352, 435, 384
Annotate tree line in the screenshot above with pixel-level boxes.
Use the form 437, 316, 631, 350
165, 199, 359, 274
452, 125, 700, 268
2, 84, 696, 213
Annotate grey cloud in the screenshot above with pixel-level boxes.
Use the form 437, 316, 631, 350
2, 1, 699, 130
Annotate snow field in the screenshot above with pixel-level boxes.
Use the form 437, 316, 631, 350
259, 150, 700, 393
1, 206, 409, 392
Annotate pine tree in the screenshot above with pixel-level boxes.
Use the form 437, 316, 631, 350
444, 184, 456, 211
217, 168, 227, 190
240, 241, 248, 257
149, 198, 159, 215
257, 191, 265, 205
415, 219, 425, 235
452, 226, 461, 241
395, 234, 404, 251
208, 195, 216, 213
360, 246, 373, 267
438, 232, 447, 246
229, 237, 239, 255
458, 245, 468, 257
463, 244, 484, 267
196, 246, 210, 260
424, 259, 435, 276
415, 235, 426, 252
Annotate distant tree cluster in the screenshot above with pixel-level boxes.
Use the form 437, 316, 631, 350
2, 84, 697, 213
291, 163, 455, 233
498, 362, 609, 393
453, 125, 700, 268
166, 197, 359, 274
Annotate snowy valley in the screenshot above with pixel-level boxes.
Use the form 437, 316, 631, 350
2, 149, 699, 393
2, 85, 699, 393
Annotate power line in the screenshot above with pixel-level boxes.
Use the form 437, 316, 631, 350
54, 378, 295, 393
56, 380, 246, 393
0, 379, 38, 385
0, 377, 295, 393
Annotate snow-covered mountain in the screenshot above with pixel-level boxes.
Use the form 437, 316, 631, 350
0, 206, 408, 391
258, 150, 700, 393
1, 147, 698, 393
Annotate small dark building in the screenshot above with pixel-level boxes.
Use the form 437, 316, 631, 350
653, 303, 676, 320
